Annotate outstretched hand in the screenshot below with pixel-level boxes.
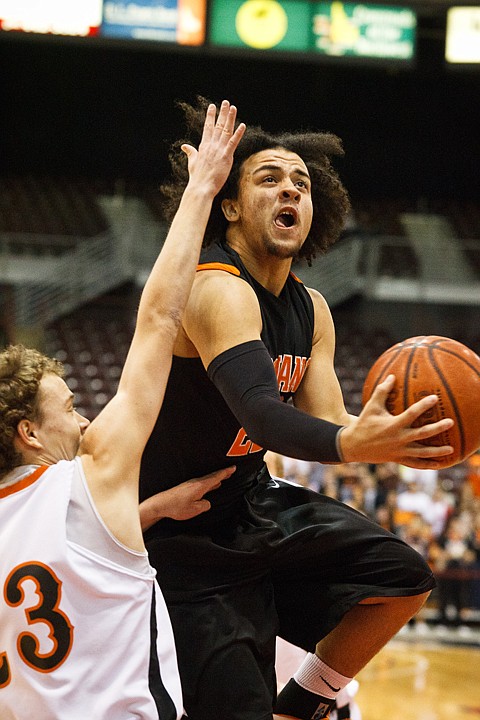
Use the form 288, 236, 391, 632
140, 466, 236, 531
339, 374, 455, 468
181, 100, 246, 198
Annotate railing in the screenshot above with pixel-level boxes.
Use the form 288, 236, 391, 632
1, 212, 480, 335
358, 235, 480, 304
0, 230, 132, 328
288, 236, 364, 306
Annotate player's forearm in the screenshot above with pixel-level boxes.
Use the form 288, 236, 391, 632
139, 495, 167, 531
137, 184, 216, 333
208, 340, 343, 463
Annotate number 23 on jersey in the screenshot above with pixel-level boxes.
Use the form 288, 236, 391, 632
1, 561, 74, 688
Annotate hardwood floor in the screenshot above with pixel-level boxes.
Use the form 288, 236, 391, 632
276, 631, 480, 720
356, 639, 480, 720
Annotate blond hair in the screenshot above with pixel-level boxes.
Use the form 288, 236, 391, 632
0, 345, 64, 479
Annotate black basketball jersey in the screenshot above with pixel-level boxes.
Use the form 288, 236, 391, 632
140, 241, 315, 535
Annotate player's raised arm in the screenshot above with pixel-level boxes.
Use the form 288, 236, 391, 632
79, 102, 245, 521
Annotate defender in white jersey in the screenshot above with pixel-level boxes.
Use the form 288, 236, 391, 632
0, 460, 182, 719
0, 100, 245, 719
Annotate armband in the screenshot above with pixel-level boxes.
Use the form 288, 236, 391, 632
208, 340, 343, 463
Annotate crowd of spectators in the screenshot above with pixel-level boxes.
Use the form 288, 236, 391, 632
265, 450, 480, 629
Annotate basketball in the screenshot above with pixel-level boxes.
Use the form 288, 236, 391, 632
362, 335, 480, 468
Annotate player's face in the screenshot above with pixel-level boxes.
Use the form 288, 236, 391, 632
227, 148, 313, 260
34, 373, 90, 462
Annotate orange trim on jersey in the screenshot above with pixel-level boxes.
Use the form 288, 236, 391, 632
196, 262, 241, 276
0, 465, 49, 498
289, 271, 303, 283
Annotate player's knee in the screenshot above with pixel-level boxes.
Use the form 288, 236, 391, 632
359, 590, 431, 613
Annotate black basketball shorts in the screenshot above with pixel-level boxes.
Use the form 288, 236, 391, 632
147, 473, 436, 720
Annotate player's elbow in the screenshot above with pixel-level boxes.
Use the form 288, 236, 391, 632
143, 305, 183, 338
240, 396, 282, 450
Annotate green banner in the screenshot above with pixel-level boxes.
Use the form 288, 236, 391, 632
209, 0, 416, 61
209, 0, 311, 51
313, 2, 416, 59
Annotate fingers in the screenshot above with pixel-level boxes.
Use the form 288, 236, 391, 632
370, 375, 444, 420
202, 100, 246, 152
399, 393, 449, 426
198, 100, 230, 150
403, 442, 453, 459
212, 100, 233, 137
365, 374, 396, 411
180, 142, 195, 158
218, 102, 246, 151
371, 373, 455, 441
200, 102, 217, 144
230, 120, 247, 152
194, 499, 212, 515
408, 417, 454, 442
369, 373, 395, 401
217, 465, 236, 479
400, 457, 451, 470
181, 100, 246, 194
196, 466, 236, 490
181, 466, 236, 518
393, 396, 454, 457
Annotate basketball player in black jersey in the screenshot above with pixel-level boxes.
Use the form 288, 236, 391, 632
139, 98, 454, 720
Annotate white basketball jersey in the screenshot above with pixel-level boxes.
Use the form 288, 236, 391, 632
0, 460, 183, 719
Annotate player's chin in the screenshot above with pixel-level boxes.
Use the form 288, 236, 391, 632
64, 441, 81, 461
267, 235, 304, 258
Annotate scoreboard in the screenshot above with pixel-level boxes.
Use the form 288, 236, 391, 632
0, 0, 479, 66
210, 0, 416, 61
0, 0, 206, 45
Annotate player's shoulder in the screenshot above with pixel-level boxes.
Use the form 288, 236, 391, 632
193, 243, 254, 300
191, 266, 258, 312
304, 284, 330, 313
198, 240, 239, 269
302, 285, 335, 343
197, 257, 243, 278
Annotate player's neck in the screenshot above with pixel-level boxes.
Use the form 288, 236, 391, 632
227, 239, 292, 297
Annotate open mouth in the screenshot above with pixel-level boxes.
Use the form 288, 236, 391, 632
274, 211, 296, 228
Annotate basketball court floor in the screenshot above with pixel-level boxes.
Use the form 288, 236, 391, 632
277, 623, 480, 720
356, 634, 480, 720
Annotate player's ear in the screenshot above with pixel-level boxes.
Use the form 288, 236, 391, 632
16, 419, 41, 448
221, 199, 239, 222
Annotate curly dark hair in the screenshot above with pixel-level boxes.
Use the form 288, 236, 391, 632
160, 96, 351, 264
0, 345, 64, 480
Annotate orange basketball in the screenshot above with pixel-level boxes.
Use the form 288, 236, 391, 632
362, 335, 480, 468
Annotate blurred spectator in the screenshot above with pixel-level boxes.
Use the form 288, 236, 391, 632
372, 462, 401, 507
399, 465, 439, 495
374, 502, 396, 534
335, 463, 364, 504
470, 508, 480, 609
466, 450, 480, 497
264, 452, 313, 488
429, 516, 476, 627
395, 477, 434, 523
361, 472, 379, 519
423, 485, 454, 538
308, 462, 327, 493
402, 515, 434, 560
280, 456, 314, 488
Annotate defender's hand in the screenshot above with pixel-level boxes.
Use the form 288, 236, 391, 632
182, 100, 246, 197
140, 466, 236, 531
